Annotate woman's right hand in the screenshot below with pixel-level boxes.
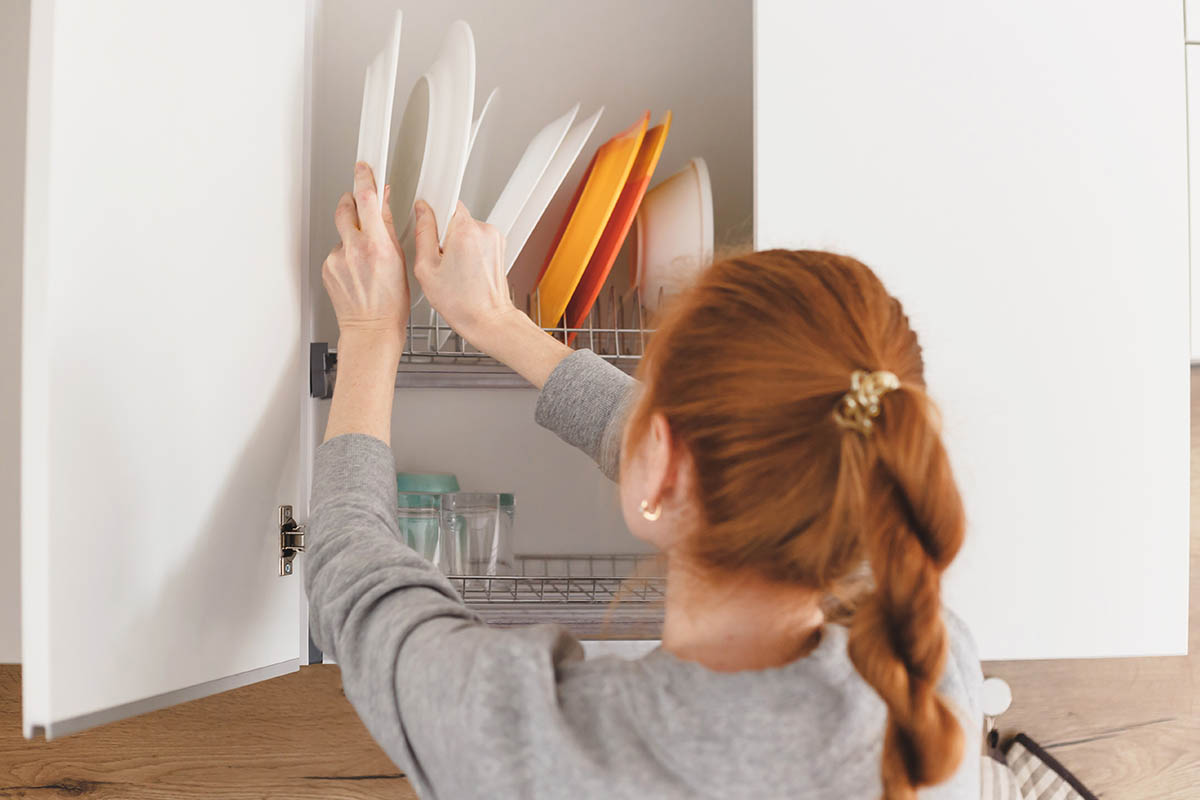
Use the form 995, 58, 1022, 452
412, 198, 520, 349
411, 198, 573, 388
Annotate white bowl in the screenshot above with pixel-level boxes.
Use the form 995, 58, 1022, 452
633, 157, 714, 311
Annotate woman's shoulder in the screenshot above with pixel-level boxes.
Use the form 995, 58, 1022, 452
937, 606, 984, 723
941, 606, 982, 682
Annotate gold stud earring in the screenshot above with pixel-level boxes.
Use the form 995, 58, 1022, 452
640, 499, 662, 521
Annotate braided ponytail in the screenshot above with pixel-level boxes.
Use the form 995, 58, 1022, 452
844, 387, 966, 799
625, 249, 970, 798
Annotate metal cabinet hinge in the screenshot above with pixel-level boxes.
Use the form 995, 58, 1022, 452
279, 505, 305, 576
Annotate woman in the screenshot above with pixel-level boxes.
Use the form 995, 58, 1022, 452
308, 162, 983, 799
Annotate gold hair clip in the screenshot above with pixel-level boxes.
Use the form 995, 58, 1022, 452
833, 369, 901, 435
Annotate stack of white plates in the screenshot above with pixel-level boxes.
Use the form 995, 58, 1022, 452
356, 18, 603, 345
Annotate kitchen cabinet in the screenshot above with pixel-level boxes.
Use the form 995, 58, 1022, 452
1, 0, 1189, 740
0, 0, 29, 666
1190, 47, 1200, 359
758, 0, 1189, 659
13, 0, 313, 739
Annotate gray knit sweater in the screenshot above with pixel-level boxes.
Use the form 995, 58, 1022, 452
306, 349, 983, 799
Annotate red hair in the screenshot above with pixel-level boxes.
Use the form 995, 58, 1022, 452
626, 250, 966, 798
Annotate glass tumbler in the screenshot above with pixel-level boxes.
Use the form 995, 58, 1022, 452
440, 492, 515, 580
397, 492, 445, 569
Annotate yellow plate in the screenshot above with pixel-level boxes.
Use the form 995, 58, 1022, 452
535, 113, 649, 326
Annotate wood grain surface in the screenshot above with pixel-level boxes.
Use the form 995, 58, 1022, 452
3, 373, 1200, 799
980, 371, 1200, 799
0, 665, 414, 799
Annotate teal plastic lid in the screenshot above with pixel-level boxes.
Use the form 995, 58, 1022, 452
396, 472, 460, 494
397, 492, 442, 509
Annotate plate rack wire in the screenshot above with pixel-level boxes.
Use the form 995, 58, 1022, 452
448, 553, 667, 639
310, 284, 660, 395
447, 552, 666, 605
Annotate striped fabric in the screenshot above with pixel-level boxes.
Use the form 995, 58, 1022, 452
980, 755, 1030, 800
1004, 734, 1099, 800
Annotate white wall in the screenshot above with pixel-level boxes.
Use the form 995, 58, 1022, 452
308, 1, 752, 553
0, 0, 30, 664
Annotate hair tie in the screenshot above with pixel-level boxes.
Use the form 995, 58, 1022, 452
833, 369, 901, 435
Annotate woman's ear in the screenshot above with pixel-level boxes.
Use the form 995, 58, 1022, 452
621, 411, 698, 549
640, 412, 674, 510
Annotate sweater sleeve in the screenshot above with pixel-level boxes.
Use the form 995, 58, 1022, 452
304, 434, 589, 799
303, 351, 638, 796
534, 349, 639, 481
303, 434, 477, 787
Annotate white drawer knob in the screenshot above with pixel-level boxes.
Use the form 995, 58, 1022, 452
981, 676, 1013, 718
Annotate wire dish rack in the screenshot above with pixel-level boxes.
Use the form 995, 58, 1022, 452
448, 553, 666, 639
310, 285, 656, 395
447, 553, 665, 603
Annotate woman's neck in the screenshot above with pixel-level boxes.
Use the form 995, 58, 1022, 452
661, 556, 825, 672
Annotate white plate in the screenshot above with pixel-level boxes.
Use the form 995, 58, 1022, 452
355, 11, 403, 212
457, 87, 500, 215
419, 20, 473, 343
486, 102, 579, 253
389, 20, 476, 314
502, 106, 603, 275
414, 19, 475, 245
469, 86, 498, 156
389, 75, 431, 244
431, 85, 500, 348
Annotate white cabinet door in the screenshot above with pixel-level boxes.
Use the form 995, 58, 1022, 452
0, 0, 31, 665
756, 0, 1189, 659
20, 0, 313, 737
1189, 48, 1200, 360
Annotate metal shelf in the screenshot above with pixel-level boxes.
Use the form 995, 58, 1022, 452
449, 553, 666, 639
449, 574, 665, 605
449, 552, 664, 603
310, 285, 655, 396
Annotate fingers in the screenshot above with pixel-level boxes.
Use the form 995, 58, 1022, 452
412, 199, 441, 276
380, 185, 402, 251
352, 161, 388, 240
334, 192, 359, 242
454, 203, 505, 277
321, 243, 343, 290
486, 223, 507, 277
447, 200, 474, 235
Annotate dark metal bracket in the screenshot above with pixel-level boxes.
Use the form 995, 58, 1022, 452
309, 342, 336, 399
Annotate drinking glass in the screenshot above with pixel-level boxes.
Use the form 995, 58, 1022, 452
440, 492, 515, 581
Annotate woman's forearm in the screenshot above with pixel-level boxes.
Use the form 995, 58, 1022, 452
324, 329, 403, 443
468, 308, 573, 390
321, 162, 408, 444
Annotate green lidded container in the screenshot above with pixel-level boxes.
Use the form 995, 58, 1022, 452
396, 472, 460, 494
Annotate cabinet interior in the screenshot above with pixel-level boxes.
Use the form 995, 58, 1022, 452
307, 1, 753, 583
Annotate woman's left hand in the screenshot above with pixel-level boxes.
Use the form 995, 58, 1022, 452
322, 161, 409, 346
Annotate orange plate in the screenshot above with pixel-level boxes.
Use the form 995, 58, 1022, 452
565, 111, 672, 343
534, 113, 649, 327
